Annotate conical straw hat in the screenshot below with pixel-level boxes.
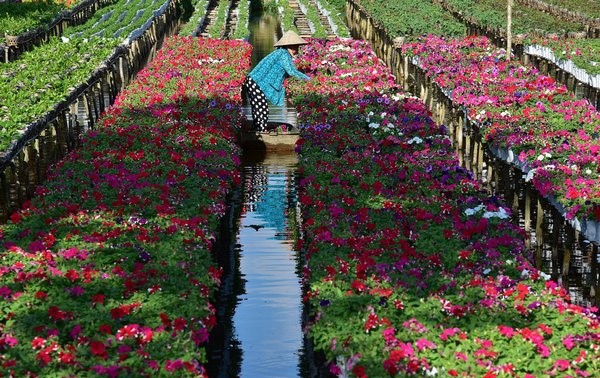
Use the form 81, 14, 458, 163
273, 30, 308, 47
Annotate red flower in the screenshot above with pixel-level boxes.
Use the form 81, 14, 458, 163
31, 337, 46, 349
9, 212, 22, 224
65, 269, 80, 282
174, 317, 187, 331
159, 312, 172, 327
352, 365, 367, 378
92, 294, 105, 305
90, 341, 107, 359
48, 306, 71, 321
98, 324, 112, 335
350, 279, 367, 293
58, 351, 76, 365
35, 291, 48, 300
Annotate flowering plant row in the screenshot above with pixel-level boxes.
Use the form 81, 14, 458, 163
291, 37, 599, 377
402, 35, 600, 223
0, 36, 250, 376
524, 36, 600, 77
362, 1, 599, 82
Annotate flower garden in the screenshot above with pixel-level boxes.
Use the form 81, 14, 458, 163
289, 37, 599, 377
0, 0, 599, 377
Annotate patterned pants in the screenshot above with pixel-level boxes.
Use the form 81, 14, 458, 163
242, 76, 269, 131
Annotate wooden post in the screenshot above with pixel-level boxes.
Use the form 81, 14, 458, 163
535, 198, 544, 269
507, 0, 513, 61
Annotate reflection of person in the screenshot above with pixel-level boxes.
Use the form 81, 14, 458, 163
242, 30, 310, 132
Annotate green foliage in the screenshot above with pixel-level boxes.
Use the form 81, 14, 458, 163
0, 1, 64, 40
538, 0, 600, 19
66, 0, 171, 39
0, 36, 118, 151
177, 0, 209, 36
445, 0, 586, 35
358, 0, 466, 38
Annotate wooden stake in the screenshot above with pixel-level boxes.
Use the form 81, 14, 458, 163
507, 0, 513, 61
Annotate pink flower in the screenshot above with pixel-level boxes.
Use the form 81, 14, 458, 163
439, 327, 462, 341
455, 352, 468, 362
415, 338, 436, 351
554, 359, 571, 371
165, 359, 184, 372
562, 335, 575, 350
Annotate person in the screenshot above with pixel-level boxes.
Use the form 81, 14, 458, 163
242, 30, 310, 132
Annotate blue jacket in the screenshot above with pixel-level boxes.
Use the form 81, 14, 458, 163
248, 48, 309, 106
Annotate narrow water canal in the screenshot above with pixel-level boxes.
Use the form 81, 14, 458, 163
208, 151, 315, 377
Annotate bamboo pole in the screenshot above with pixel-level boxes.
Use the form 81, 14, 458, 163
507, 0, 513, 61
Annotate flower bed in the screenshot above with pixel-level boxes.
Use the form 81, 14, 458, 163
402, 35, 600, 227
291, 37, 599, 377
524, 36, 600, 78
0, 37, 250, 376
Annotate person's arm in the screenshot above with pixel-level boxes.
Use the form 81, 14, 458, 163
280, 50, 310, 80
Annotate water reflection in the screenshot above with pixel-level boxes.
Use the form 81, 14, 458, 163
248, 13, 281, 67
208, 151, 312, 377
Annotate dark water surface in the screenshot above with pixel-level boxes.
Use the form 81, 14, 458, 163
208, 151, 317, 377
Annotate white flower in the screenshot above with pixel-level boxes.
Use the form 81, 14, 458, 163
483, 207, 509, 219
61, 36, 70, 43
585, 169, 592, 175
540, 271, 551, 281
407, 136, 423, 144
521, 269, 530, 279
425, 366, 439, 376
483, 268, 491, 275
537, 154, 545, 161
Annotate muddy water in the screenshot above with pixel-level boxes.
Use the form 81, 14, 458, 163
208, 151, 316, 377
